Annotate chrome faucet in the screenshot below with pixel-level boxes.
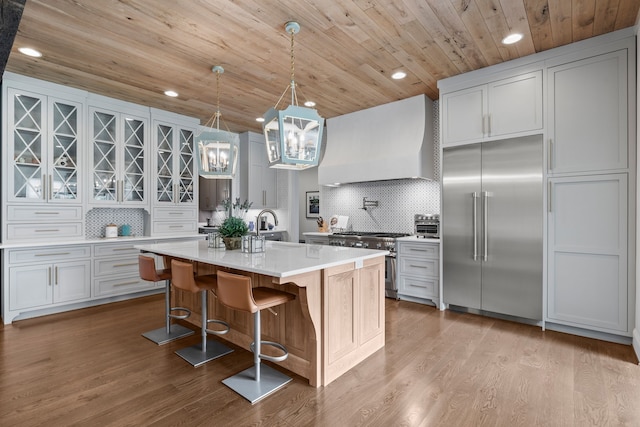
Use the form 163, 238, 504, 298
256, 209, 278, 235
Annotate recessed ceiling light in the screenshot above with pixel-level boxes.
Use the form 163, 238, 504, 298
304, 100, 316, 107
164, 90, 178, 97
256, 117, 265, 122
502, 33, 523, 45
18, 47, 42, 58
391, 71, 407, 80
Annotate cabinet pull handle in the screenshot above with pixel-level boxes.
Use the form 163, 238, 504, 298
49, 175, 53, 200
548, 181, 552, 213
54, 266, 58, 285
35, 252, 71, 257
409, 248, 428, 252
113, 280, 139, 287
548, 138, 553, 171
34, 211, 60, 215
409, 283, 427, 289
483, 191, 489, 262
168, 212, 184, 215
41, 175, 47, 201
119, 180, 124, 203
263, 190, 266, 206
481, 115, 486, 136
113, 262, 138, 268
35, 229, 60, 232
472, 192, 479, 261
48, 266, 52, 286
169, 225, 183, 229
409, 264, 428, 269
112, 248, 135, 251
487, 114, 491, 135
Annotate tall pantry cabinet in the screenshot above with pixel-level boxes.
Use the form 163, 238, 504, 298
546, 39, 635, 335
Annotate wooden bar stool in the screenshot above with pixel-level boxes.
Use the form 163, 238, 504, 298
171, 260, 233, 367
139, 254, 194, 345
216, 270, 296, 404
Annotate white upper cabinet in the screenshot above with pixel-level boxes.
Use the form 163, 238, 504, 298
152, 119, 197, 207
441, 70, 542, 146
6, 88, 84, 204
88, 104, 149, 207
240, 131, 277, 209
547, 49, 628, 174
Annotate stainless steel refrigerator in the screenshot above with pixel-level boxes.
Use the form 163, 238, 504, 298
442, 135, 543, 320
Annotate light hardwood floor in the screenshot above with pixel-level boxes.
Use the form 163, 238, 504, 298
1, 296, 639, 426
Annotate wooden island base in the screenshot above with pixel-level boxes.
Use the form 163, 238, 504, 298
171, 256, 386, 387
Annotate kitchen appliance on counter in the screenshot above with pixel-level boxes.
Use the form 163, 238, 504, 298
328, 231, 410, 299
442, 135, 543, 320
414, 213, 439, 238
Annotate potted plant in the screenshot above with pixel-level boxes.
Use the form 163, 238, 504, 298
218, 215, 249, 250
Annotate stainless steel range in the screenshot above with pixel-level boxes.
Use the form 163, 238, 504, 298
328, 231, 410, 299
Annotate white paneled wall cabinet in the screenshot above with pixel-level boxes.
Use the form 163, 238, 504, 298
240, 131, 277, 209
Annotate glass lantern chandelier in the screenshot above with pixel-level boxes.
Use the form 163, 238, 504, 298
262, 21, 324, 170
196, 65, 238, 179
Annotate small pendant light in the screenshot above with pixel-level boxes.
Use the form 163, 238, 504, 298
262, 21, 324, 170
196, 65, 239, 179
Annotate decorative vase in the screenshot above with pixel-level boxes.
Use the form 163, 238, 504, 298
222, 236, 242, 250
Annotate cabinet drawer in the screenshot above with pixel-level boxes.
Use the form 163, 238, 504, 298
153, 207, 197, 220
398, 243, 439, 259
93, 276, 155, 297
8, 245, 91, 264
152, 221, 197, 234
94, 257, 140, 276
7, 223, 84, 241
398, 275, 438, 299
93, 243, 140, 257
399, 257, 439, 277
7, 205, 83, 221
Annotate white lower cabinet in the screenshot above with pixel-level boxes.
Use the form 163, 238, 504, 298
6, 245, 91, 316
2, 237, 201, 323
547, 174, 629, 334
92, 241, 155, 297
396, 239, 440, 306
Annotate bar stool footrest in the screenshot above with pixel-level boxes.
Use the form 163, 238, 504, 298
222, 363, 292, 404
169, 306, 191, 320
142, 324, 194, 345
250, 340, 288, 363
206, 319, 230, 336
175, 340, 233, 367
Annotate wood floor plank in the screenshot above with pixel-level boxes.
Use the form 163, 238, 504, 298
1, 295, 640, 426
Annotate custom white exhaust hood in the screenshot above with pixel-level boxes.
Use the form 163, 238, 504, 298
318, 94, 434, 185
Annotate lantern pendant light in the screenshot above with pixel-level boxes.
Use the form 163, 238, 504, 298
196, 65, 239, 179
262, 21, 324, 170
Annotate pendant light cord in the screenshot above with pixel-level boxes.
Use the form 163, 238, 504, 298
215, 69, 221, 130
290, 25, 296, 105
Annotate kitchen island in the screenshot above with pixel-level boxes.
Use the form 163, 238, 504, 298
135, 239, 388, 387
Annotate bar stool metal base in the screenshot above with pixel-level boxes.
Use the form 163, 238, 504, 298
222, 363, 292, 404
141, 324, 194, 345
175, 340, 233, 367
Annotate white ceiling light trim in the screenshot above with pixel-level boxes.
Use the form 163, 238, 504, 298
18, 47, 42, 57
502, 33, 523, 45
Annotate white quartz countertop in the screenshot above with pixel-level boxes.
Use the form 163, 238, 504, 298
135, 239, 388, 278
0, 234, 204, 249
302, 232, 332, 237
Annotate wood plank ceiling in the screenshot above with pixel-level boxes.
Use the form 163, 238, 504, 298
6, 0, 640, 133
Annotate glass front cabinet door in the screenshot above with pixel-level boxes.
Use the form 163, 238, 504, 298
89, 106, 148, 206
7, 88, 82, 204
153, 121, 196, 206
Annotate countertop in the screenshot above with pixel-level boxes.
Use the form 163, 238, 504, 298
0, 234, 204, 250
135, 239, 389, 278
302, 232, 332, 237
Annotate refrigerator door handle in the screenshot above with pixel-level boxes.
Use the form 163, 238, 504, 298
472, 192, 479, 260
482, 191, 489, 261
